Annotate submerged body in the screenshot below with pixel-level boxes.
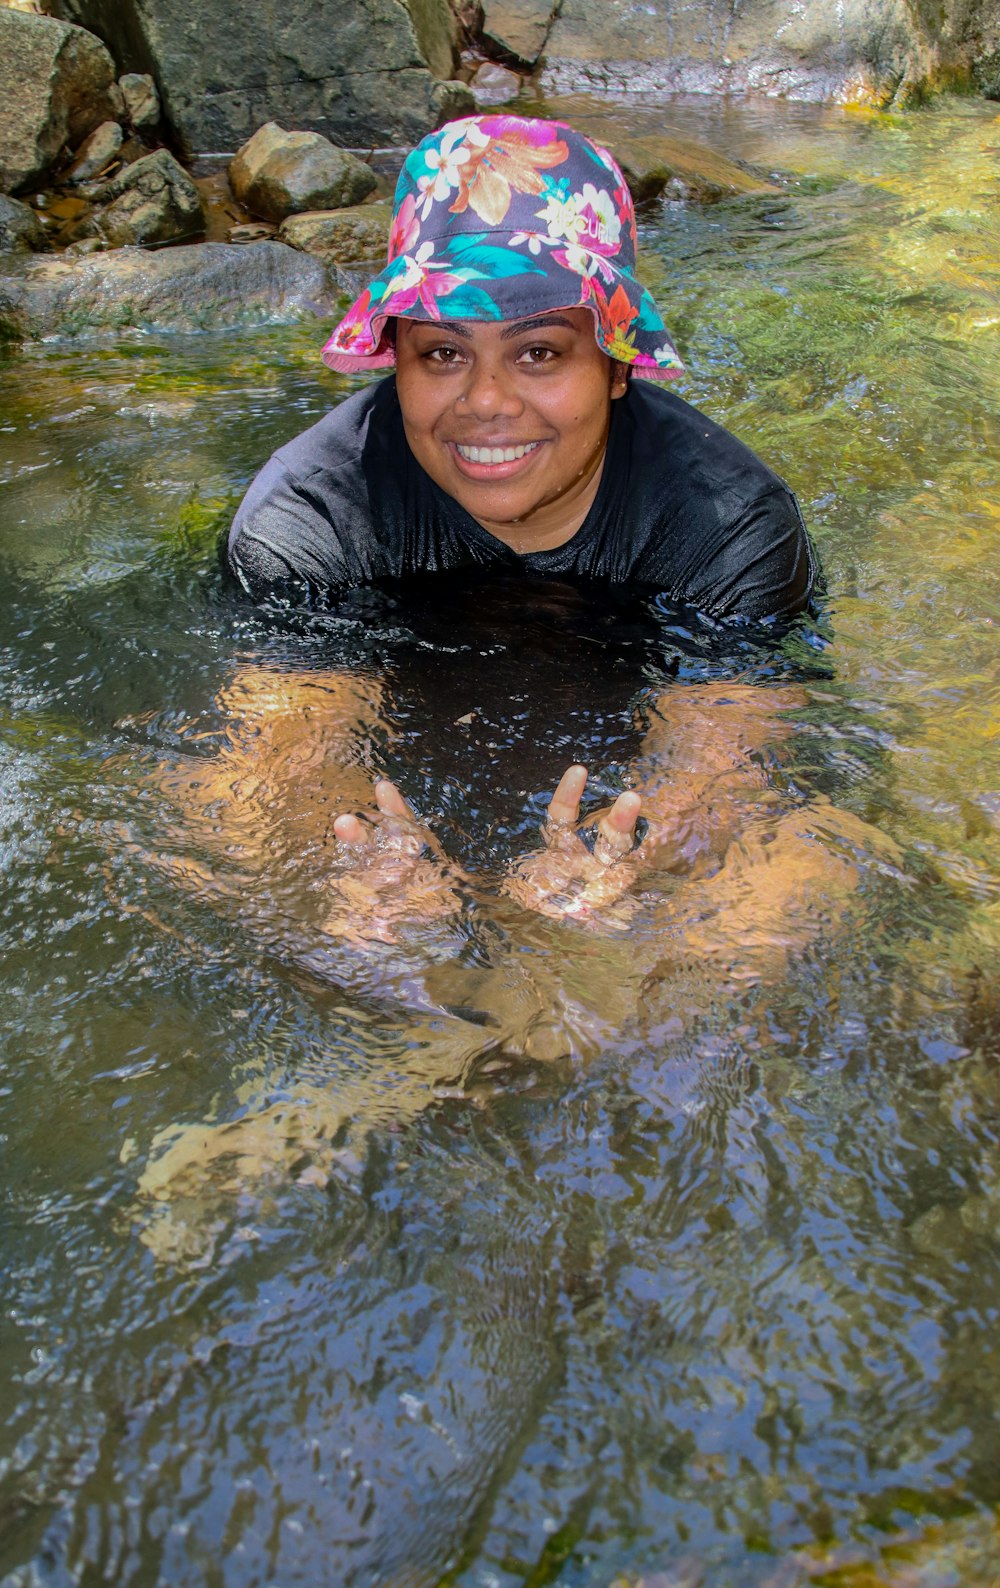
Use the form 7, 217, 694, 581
228, 371, 815, 621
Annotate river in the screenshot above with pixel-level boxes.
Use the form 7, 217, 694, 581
0, 92, 998, 1586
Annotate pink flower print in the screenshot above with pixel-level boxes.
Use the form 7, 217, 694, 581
380, 241, 468, 319
574, 184, 621, 255
388, 192, 420, 261
331, 287, 375, 352
552, 239, 617, 283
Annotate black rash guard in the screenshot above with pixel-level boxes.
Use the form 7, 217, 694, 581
227, 376, 817, 622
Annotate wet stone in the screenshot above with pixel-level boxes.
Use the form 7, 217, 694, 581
0, 239, 340, 341
278, 202, 391, 265
0, 194, 44, 254
0, 8, 120, 193
613, 132, 781, 203
119, 72, 160, 133
87, 148, 205, 248
481, 0, 555, 66
471, 61, 523, 104
64, 120, 123, 186
229, 123, 377, 226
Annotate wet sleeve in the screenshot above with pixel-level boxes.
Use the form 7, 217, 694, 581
663, 485, 818, 622
226, 454, 354, 604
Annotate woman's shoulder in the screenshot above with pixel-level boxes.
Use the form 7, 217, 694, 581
271, 376, 401, 485
623, 380, 791, 498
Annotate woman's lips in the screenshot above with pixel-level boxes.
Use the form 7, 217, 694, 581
447, 439, 544, 478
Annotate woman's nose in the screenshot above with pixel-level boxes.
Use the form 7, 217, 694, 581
456, 359, 524, 420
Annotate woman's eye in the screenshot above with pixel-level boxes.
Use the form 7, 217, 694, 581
518, 345, 557, 366
426, 345, 463, 364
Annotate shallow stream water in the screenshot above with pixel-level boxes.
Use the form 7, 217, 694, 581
1, 94, 998, 1586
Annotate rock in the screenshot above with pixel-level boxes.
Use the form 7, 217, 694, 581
0, 195, 45, 254
279, 202, 392, 264
229, 123, 378, 225
0, 239, 340, 342
400, 0, 458, 80
227, 222, 277, 244
470, 61, 522, 104
430, 78, 477, 122
279, 203, 392, 295
0, 10, 120, 193
614, 133, 781, 203
119, 72, 160, 133
481, 0, 555, 66
64, 119, 123, 185
539, 0, 1000, 105
52, 0, 462, 156
86, 148, 205, 247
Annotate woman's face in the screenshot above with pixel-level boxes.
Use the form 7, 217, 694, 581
394, 309, 628, 554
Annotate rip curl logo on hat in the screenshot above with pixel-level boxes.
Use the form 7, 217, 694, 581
322, 115, 684, 382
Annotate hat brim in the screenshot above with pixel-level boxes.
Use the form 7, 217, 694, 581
321, 230, 683, 382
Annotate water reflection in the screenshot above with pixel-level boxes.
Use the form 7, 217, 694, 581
0, 93, 998, 1588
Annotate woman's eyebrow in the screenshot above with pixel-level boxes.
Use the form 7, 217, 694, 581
500, 314, 576, 339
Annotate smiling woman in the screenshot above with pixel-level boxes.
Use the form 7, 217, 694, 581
227, 113, 816, 619
394, 309, 627, 553
224, 114, 822, 927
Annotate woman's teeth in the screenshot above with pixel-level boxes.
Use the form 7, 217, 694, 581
455, 441, 540, 464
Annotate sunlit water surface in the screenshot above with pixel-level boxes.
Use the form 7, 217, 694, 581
1, 94, 998, 1586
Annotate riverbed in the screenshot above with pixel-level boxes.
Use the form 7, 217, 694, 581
1, 93, 998, 1585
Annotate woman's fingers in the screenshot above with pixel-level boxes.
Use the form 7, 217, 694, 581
546, 764, 588, 829
333, 812, 369, 848
374, 778, 416, 822
335, 778, 427, 859
592, 790, 642, 864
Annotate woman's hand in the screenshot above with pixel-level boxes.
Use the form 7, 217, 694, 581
503, 765, 643, 928
323, 779, 465, 945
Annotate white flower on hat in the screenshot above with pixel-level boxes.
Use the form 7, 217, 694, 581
416, 122, 482, 219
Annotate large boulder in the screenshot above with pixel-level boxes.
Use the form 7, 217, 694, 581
0, 195, 46, 256
0, 10, 121, 193
539, 0, 1000, 104
84, 148, 205, 246
230, 125, 378, 225
0, 240, 341, 342
50, 0, 460, 154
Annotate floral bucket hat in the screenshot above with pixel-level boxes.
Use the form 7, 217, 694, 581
322, 114, 684, 381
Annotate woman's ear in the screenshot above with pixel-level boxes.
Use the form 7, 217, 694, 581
610, 360, 630, 399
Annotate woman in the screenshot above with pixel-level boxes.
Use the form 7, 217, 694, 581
221, 113, 831, 922
227, 113, 816, 623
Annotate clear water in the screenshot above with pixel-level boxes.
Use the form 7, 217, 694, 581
0, 94, 998, 1586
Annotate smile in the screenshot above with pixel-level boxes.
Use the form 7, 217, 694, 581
454, 441, 542, 464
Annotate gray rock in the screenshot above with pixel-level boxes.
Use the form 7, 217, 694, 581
400, 0, 458, 80
52, 0, 461, 155
470, 62, 523, 104
539, 0, 1000, 105
279, 202, 392, 265
429, 79, 477, 122
86, 148, 205, 247
0, 194, 45, 255
119, 72, 161, 132
481, 0, 555, 66
614, 133, 781, 203
64, 119, 123, 185
229, 123, 377, 225
0, 239, 341, 342
0, 10, 120, 193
